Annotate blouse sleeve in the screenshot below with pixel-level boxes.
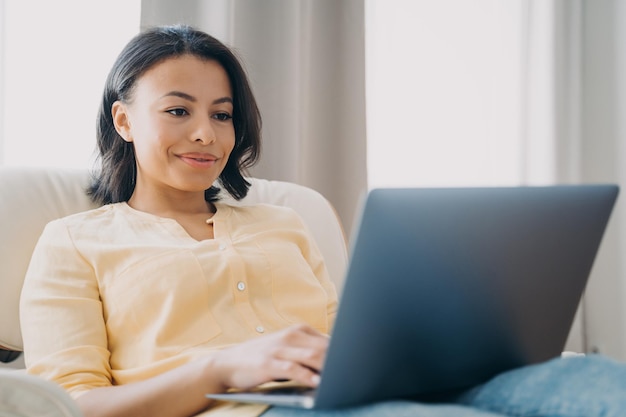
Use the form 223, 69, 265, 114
19, 219, 112, 398
293, 214, 339, 330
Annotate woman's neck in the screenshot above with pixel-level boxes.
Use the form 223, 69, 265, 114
127, 188, 214, 219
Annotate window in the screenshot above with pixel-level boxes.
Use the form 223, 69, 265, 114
365, 0, 534, 188
0, 0, 141, 168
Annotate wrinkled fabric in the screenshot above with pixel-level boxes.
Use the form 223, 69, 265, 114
262, 355, 626, 417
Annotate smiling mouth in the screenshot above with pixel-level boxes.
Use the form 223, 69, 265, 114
179, 155, 219, 168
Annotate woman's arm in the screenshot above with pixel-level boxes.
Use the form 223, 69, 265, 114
20, 220, 112, 391
76, 324, 328, 417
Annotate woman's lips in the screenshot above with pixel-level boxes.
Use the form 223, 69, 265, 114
178, 153, 219, 169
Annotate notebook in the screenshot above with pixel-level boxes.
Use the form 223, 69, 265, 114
207, 184, 619, 410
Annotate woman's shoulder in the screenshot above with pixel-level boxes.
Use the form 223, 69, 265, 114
30, 204, 126, 251
53, 203, 122, 224
43, 203, 127, 237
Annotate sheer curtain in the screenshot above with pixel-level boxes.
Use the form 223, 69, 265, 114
579, 0, 626, 362
365, 0, 578, 189
141, 0, 368, 236
526, 0, 626, 362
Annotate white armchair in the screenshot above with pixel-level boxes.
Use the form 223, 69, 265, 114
0, 369, 84, 417
0, 167, 348, 415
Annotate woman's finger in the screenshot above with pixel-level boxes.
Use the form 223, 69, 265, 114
267, 358, 322, 387
210, 324, 330, 389
272, 345, 326, 374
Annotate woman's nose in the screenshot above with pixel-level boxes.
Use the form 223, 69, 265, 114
192, 118, 217, 144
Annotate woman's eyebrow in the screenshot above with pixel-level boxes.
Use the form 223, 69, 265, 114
160, 91, 232, 105
213, 97, 233, 105
161, 91, 196, 102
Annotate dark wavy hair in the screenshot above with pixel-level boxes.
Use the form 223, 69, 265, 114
88, 24, 261, 204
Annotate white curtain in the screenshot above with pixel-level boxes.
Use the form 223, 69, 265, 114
546, 0, 626, 361
141, 0, 368, 237
576, 0, 626, 361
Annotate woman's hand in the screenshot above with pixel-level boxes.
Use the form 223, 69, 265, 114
72, 324, 329, 417
209, 324, 329, 391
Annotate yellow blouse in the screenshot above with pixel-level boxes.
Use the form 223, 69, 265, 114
20, 202, 338, 416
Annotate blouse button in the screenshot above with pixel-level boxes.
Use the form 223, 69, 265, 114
255, 325, 265, 333
218, 243, 227, 251
237, 281, 246, 291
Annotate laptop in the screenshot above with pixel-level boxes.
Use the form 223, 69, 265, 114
207, 184, 619, 410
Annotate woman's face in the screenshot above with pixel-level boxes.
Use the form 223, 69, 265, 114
112, 55, 235, 199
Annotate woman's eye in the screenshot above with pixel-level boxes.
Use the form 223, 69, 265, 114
167, 108, 188, 116
213, 112, 233, 122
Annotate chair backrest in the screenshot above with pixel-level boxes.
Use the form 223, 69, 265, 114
0, 167, 348, 354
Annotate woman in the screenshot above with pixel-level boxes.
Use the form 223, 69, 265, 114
20, 25, 626, 417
